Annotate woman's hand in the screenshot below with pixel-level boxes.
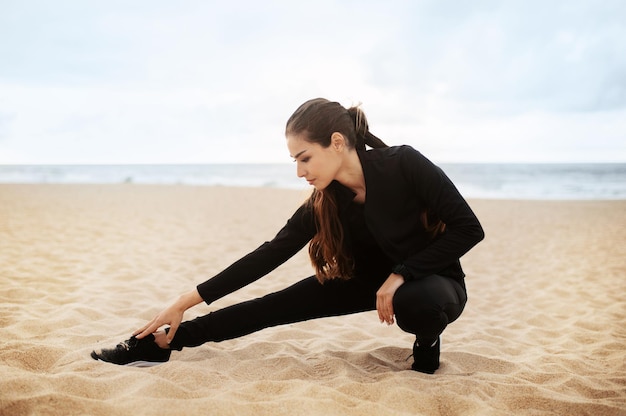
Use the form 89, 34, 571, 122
133, 289, 203, 344
376, 273, 405, 325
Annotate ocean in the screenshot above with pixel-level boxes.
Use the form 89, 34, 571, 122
1, 163, 625, 200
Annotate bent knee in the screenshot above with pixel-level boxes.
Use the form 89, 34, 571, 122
394, 302, 449, 335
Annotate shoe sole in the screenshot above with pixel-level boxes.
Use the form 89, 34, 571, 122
91, 351, 168, 367
123, 360, 167, 367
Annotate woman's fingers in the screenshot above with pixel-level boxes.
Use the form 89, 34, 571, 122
165, 322, 179, 344
376, 294, 394, 325
137, 324, 158, 339
133, 316, 163, 339
132, 305, 185, 340
132, 319, 154, 338
376, 298, 384, 323
376, 273, 404, 325
383, 298, 395, 324
134, 323, 157, 339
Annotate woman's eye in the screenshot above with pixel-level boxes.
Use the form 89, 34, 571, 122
301, 157, 310, 163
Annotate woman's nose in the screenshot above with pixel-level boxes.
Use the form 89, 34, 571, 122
296, 163, 306, 178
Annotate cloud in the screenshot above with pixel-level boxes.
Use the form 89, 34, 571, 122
362, 1, 626, 114
0, 0, 624, 163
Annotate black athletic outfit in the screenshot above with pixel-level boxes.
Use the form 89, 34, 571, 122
169, 145, 484, 350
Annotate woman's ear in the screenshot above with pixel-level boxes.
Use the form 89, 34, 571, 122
330, 132, 345, 151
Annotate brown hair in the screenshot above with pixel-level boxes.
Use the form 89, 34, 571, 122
285, 98, 443, 283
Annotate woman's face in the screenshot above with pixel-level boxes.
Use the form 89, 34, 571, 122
286, 134, 343, 190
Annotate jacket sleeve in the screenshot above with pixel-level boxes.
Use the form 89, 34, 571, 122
196, 203, 315, 304
397, 146, 484, 280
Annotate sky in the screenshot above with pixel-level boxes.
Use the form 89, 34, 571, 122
0, 0, 625, 164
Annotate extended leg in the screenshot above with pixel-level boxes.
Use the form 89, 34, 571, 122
169, 275, 380, 350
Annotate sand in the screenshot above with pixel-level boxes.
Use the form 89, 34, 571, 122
0, 183, 624, 416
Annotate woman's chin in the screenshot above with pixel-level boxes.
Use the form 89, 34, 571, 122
311, 181, 330, 190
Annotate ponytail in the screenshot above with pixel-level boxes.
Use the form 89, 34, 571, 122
346, 105, 389, 151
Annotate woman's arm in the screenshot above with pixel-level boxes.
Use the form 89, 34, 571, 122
134, 202, 315, 340
399, 146, 484, 280
196, 202, 315, 304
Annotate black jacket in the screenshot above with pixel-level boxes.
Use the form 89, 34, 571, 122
197, 145, 484, 304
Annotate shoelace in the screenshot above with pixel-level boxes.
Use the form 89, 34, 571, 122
116, 337, 138, 351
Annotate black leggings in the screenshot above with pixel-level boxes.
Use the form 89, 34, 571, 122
169, 274, 467, 350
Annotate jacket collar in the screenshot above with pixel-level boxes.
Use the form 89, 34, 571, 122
327, 180, 357, 214
326, 148, 377, 209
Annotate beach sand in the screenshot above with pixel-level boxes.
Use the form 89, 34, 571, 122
0, 184, 624, 416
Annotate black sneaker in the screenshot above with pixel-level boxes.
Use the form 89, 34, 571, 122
91, 334, 171, 367
411, 337, 440, 374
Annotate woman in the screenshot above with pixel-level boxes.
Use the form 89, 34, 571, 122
91, 98, 484, 374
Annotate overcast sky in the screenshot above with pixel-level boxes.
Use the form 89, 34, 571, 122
1, 0, 625, 164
